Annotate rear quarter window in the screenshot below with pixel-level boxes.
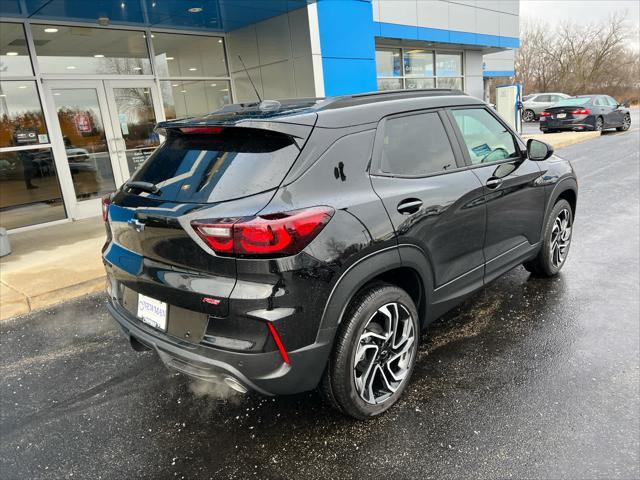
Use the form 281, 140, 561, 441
128, 128, 300, 203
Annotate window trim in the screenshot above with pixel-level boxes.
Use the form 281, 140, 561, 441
370, 108, 467, 179
445, 105, 526, 169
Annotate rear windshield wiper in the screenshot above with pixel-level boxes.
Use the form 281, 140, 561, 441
125, 181, 160, 195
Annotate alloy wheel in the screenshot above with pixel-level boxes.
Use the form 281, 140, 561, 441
522, 110, 535, 122
353, 302, 416, 405
622, 114, 631, 131
549, 208, 572, 268
596, 117, 604, 131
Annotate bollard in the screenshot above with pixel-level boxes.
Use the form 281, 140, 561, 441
0, 228, 11, 257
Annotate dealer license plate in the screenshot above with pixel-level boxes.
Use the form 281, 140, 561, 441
137, 294, 167, 331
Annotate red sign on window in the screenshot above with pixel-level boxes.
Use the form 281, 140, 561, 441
75, 113, 92, 133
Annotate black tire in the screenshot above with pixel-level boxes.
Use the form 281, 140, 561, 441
320, 282, 419, 419
595, 116, 604, 131
522, 109, 536, 123
542, 130, 555, 134
616, 113, 631, 131
524, 199, 573, 277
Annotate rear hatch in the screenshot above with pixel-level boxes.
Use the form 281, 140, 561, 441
104, 123, 313, 320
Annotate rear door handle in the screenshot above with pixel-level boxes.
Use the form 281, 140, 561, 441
397, 198, 422, 215
486, 177, 503, 189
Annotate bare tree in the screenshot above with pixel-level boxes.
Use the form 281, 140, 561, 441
516, 14, 640, 102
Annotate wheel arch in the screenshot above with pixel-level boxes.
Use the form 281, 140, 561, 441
547, 178, 578, 218
317, 245, 434, 335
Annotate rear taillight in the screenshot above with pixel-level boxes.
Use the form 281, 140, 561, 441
539, 112, 551, 117
101, 193, 113, 222
571, 108, 590, 115
192, 206, 334, 257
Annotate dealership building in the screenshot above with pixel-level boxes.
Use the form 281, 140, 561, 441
0, 0, 518, 231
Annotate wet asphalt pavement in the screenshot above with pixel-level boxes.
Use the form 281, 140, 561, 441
2, 120, 639, 480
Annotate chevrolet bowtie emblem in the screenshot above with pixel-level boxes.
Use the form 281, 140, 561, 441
127, 218, 145, 232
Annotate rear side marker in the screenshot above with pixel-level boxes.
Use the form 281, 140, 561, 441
267, 322, 290, 365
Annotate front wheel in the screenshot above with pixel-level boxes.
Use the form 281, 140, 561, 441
616, 113, 631, 131
524, 199, 573, 277
320, 283, 419, 419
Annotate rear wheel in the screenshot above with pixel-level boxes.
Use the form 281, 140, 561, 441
616, 113, 631, 131
320, 283, 419, 419
524, 199, 573, 277
595, 116, 604, 131
522, 109, 536, 122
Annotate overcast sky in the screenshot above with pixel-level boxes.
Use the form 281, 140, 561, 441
520, 0, 640, 28
520, 0, 640, 49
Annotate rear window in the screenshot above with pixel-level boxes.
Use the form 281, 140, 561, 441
128, 128, 299, 203
555, 97, 590, 107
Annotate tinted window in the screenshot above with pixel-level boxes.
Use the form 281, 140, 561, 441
556, 97, 590, 107
129, 128, 299, 203
381, 112, 456, 176
451, 109, 519, 165
593, 97, 606, 106
537, 95, 551, 102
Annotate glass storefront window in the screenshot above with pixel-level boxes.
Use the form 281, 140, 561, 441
436, 77, 463, 90
160, 80, 231, 120
152, 33, 228, 78
51, 88, 116, 200
0, 148, 66, 230
0, 81, 49, 149
376, 47, 464, 93
0, 22, 33, 76
436, 53, 463, 77
404, 49, 434, 77
32, 25, 151, 75
406, 78, 435, 90
376, 48, 401, 77
377, 78, 403, 91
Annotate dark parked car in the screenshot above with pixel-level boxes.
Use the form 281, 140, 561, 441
103, 90, 578, 419
540, 94, 631, 133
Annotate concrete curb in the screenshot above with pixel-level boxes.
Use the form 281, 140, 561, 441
523, 131, 601, 150
1, 276, 106, 321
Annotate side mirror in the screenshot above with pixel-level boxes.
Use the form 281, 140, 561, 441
527, 138, 554, 161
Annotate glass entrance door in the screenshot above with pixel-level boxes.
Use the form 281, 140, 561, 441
104, 80, 163, 179
43, 80, 163, 219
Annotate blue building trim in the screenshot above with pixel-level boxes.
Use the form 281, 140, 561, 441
316, 0, 377, 96
374, 21, 520, 49
483, 70, 516, 77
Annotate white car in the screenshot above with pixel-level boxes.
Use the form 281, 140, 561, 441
522, 93, 571, 122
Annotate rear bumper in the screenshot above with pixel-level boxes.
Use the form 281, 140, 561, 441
540, 120, 595, 132
107, 298, 335, 395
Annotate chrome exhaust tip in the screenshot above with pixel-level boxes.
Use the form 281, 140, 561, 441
223, 376, 248, 394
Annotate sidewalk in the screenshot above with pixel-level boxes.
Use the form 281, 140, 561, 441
0, 217, 106, 320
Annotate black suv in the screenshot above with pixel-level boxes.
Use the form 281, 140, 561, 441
103, 90, 577, 419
